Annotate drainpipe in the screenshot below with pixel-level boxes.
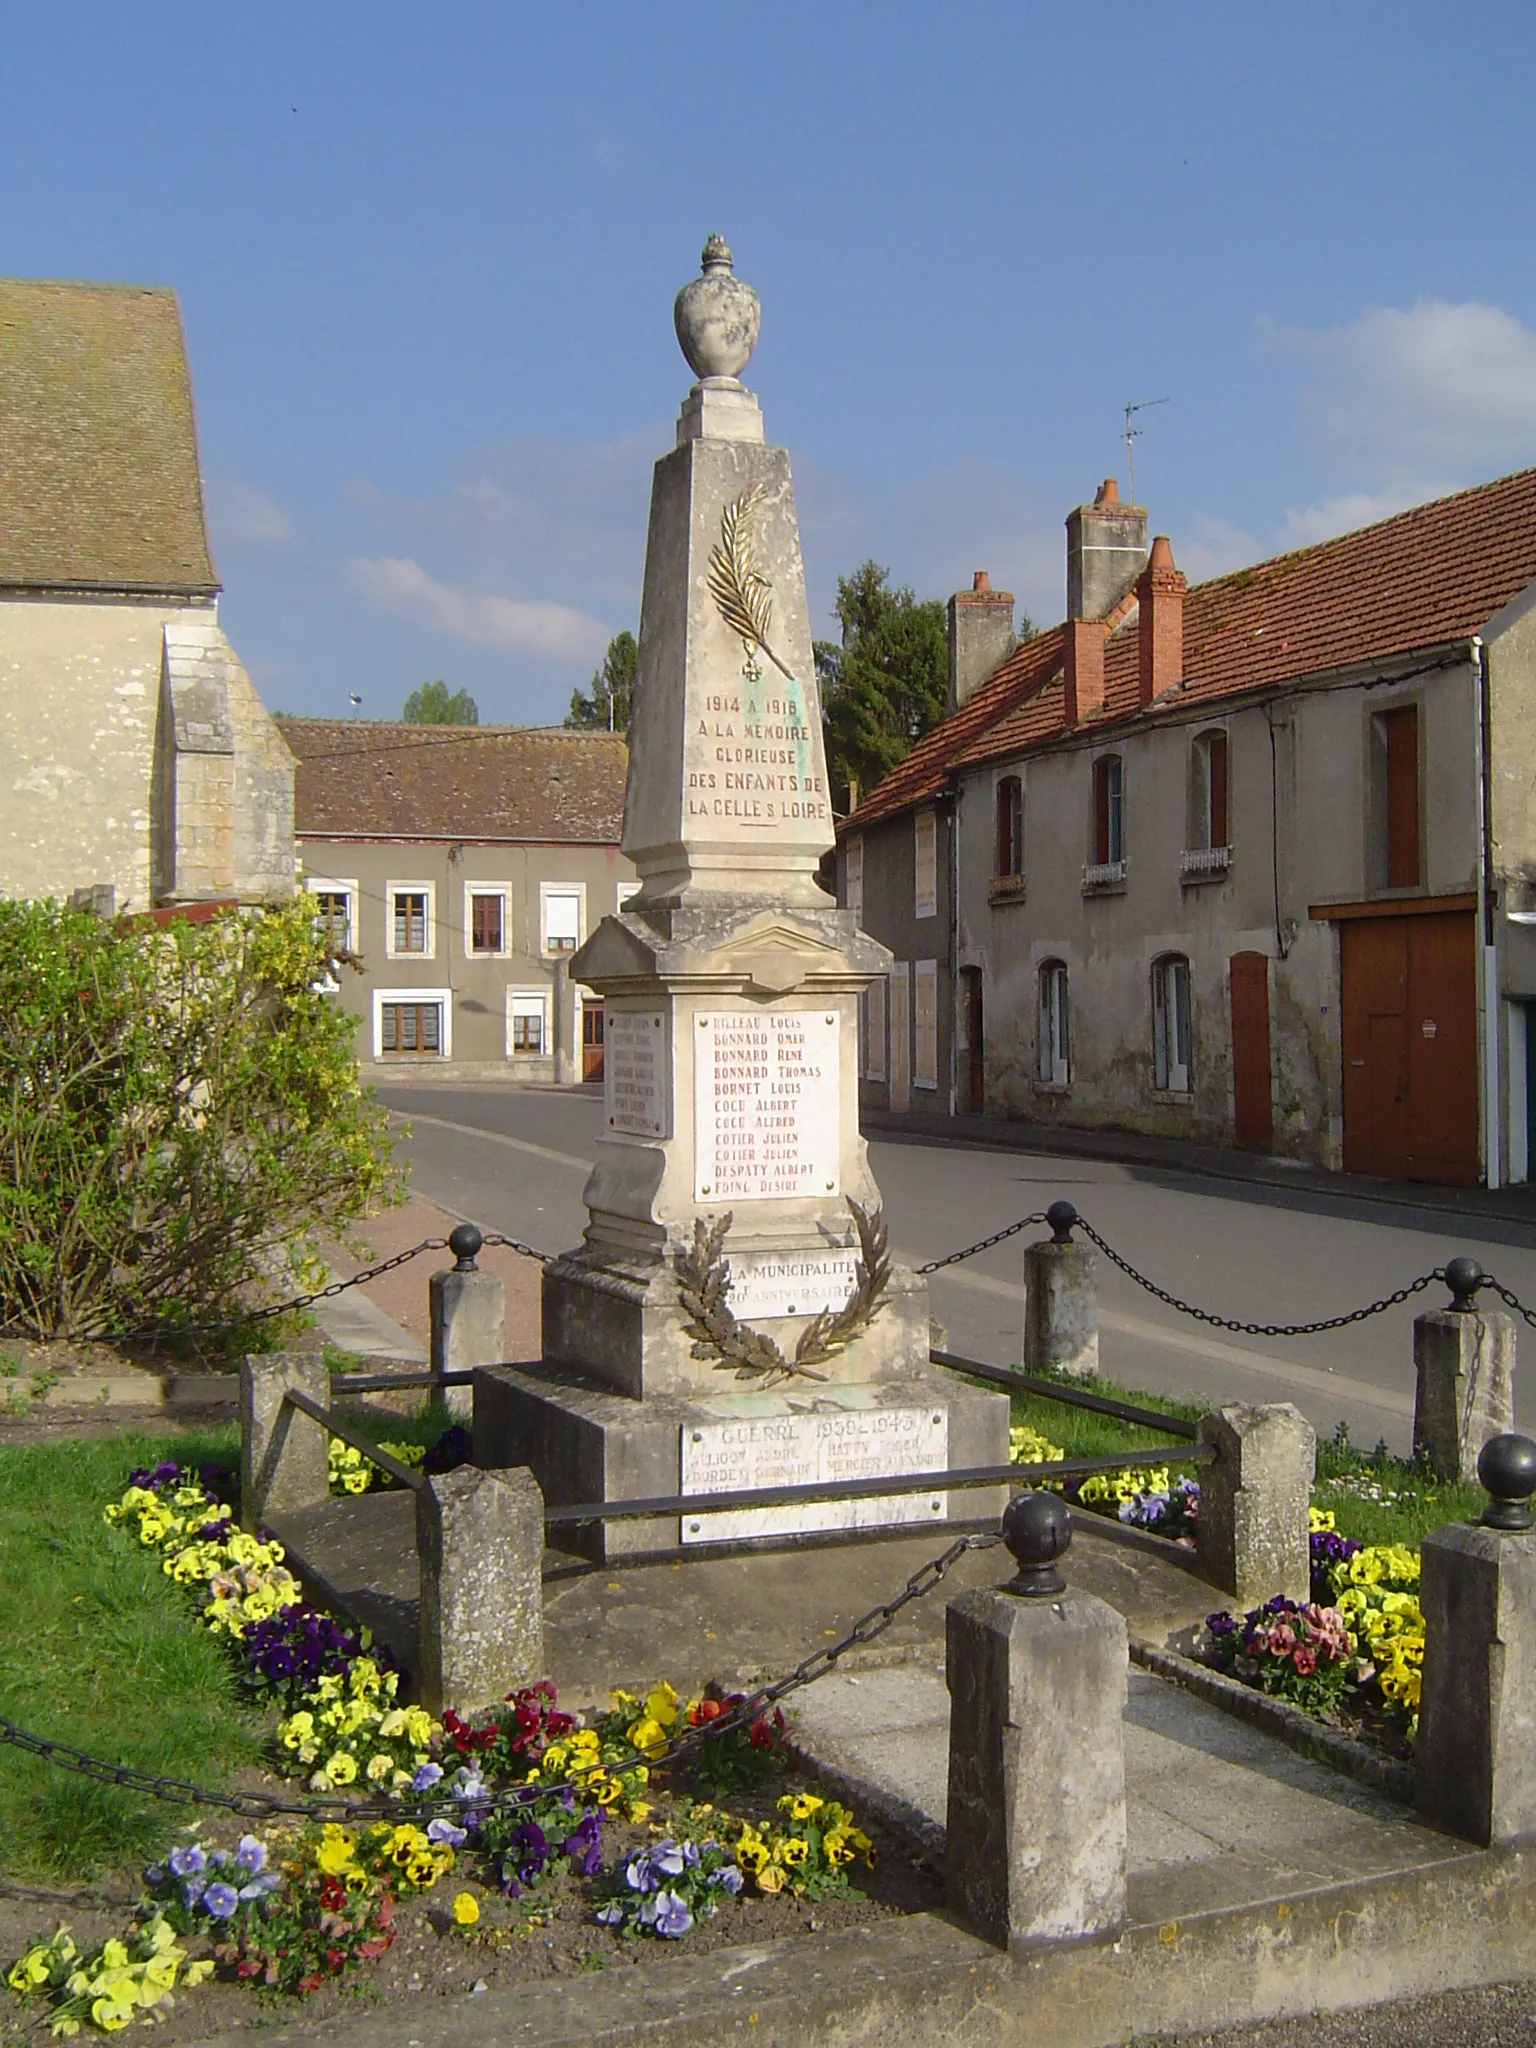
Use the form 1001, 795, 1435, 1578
1473, 634, 1500, 1189
946, 794, 960, 1118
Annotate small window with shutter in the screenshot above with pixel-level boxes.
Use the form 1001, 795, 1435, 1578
468, 889, 506, 956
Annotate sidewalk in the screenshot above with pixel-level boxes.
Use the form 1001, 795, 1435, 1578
862, 1105, 1536, 1230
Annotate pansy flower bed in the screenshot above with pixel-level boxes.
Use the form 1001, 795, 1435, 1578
4, 1453, 924, 2039
1201, 1526, 1424, 1754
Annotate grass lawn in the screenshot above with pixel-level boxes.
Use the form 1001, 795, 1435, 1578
999, 1366, 1484, 1552
0, 1399, 462, 1884
0, 1426, 262, 1884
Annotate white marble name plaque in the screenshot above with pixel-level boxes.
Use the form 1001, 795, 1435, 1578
605, 1011, 667, 1137
726, 1251, 858, 1320
693, 1010, 840, 1203
680, 1404, 948, 1543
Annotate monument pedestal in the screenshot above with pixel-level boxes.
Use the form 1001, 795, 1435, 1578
474, 1360, 1007, 1561
481, 236, 1008, 1547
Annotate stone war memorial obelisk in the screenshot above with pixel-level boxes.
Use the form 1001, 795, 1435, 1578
475, 237, 1008, 1556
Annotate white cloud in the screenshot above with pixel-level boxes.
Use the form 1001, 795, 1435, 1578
1277, 484, 1458, 551
1279, 299, 1536, 478
347, 557, 612, 661
207, 479, 292, 546
346, 429, 659, 609
1178, 514, 1261, 583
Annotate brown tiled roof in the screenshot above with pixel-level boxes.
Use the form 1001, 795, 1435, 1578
277, 719, 629, 842
864, 467, 1536, 801
0, 279, 217, 592
836, 627, 1064, 834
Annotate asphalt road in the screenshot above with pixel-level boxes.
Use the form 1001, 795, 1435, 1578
376, 1084, 1536, 1453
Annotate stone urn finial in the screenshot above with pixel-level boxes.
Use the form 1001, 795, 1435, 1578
674, 234, 760, 382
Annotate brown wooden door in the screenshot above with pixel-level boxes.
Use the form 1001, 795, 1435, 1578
1229, 952, 1273, 1149
581, 999, 605, 1083
1405, 911, 1477, 1184
1341, 912, 1476, 1185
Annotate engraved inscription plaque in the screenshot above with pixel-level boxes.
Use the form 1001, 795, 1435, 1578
606, 1011, 667, 1137
693, 1010, 839, 1202
680, 1403, 948, 1542
726, 1250, 858, 1321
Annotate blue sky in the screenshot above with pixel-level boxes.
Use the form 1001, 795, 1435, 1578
6, 3, 1536, 724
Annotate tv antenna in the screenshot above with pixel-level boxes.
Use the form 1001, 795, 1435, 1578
1123, 396, 1169, 505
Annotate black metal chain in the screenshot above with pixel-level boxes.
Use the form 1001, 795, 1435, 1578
917, 1213, 1048, 1274
0, 1529, 1000, 1825
1483, 1277, 1536, 1333
244, 1239, 451, 1323
481, 1232, 554, 1268
1074, 1217, 1442, 1337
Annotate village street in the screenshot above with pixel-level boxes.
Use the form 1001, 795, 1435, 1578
377, 1082, 1536, 1454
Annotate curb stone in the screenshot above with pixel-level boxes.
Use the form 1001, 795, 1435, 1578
1129, 1637, 1416, 1804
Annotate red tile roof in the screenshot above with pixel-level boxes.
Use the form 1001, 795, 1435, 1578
277, 719, 628, 842
854, 466, 1536, 811
837, 627, 1064, 833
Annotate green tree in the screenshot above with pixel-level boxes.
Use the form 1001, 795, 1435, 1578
816, 562, 1032, 808
815, 562, 949, 809
565, 630, 637, 732
402, 679, 479, 725
0, 897, 401, 1348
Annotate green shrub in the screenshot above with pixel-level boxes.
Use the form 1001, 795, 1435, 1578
0, 896, 400, 1348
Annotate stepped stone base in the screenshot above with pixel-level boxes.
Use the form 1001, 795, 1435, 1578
472, 1361, 1009, 1562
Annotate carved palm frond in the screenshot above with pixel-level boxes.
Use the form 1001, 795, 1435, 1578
707, 487, 796, 682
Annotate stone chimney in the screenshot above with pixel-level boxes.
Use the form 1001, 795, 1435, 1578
1063, 618, 1106, 726
948, 570, 1016, 711
1067, 479, 1148, 621
1136, 535, 1186, 705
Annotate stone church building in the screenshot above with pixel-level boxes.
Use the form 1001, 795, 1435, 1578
0, 278, 294, 914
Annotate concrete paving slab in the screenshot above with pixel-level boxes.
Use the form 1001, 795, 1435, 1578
312, 1289, 426, 1363
267, 1492, 1219, 1710
786, 1662, 1470, 1924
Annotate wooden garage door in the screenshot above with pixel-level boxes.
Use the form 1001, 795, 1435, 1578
1340, 911, 1477, 1185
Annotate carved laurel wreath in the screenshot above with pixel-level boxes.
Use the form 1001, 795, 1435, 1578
707, 486, 795, 682
675, 1201, 892, 1388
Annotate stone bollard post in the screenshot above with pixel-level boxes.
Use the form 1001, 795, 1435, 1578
416, 1463, 545, 1715
1417, 1434, 1536, 1846
430, 1223, 504, 1423
1195, 1403, 1314, 1606
1023, 1202, 1099, 1380
946, 1492, 1128, 1949
240, 1352, 331, 1531
1413, 1258, 1516, 1483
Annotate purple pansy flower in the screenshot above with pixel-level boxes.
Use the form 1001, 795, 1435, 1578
233, 1835, 267, 1874
202, 1882, 240, 1920
427, 1817, 466, 1848
709, 1863, 744, 1895
168, 1846, 208, 1878
412, 1762, 444, 1791
642, 1889, 693, 1938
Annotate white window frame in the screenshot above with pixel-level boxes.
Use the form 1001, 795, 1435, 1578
1038, 961, 1070, 1086
914, 809, 937, 920
506, 986, 550, 1058
616, 879, 641, 913
914, 958, 939, 1089
864, 972, 887, 1081
540, 881, 585, 957
372, 987, 452, 1060
846, 835, 865, 926
304, 875, 359, 955
1152, 955, 1193, 1093
464, 882, 511, 960
385, 880, 436, 960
